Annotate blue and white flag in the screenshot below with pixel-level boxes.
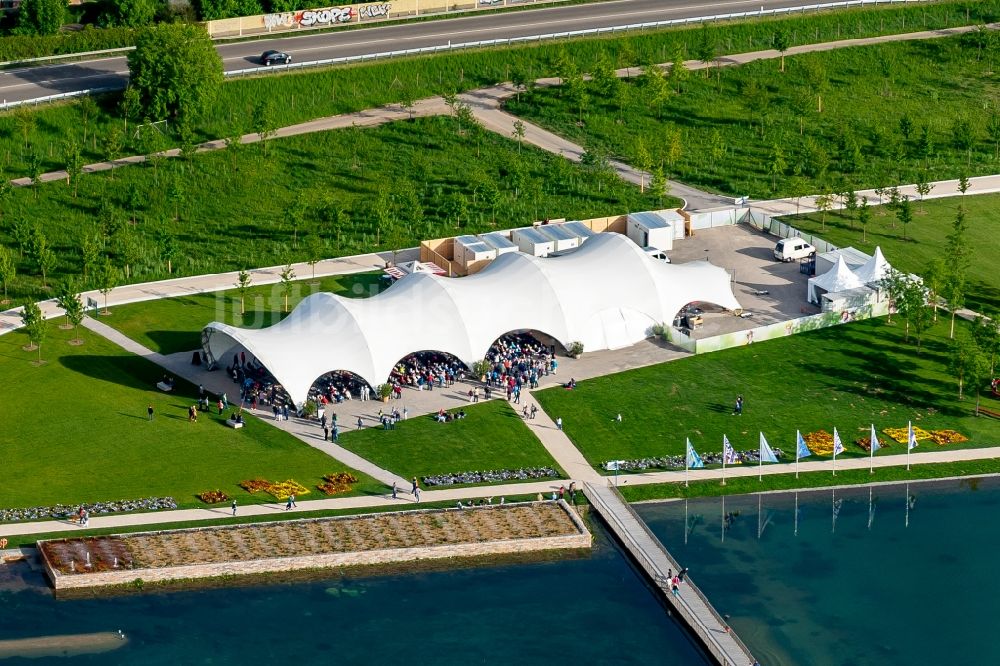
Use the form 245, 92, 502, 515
833, 427, 845, 456
723, 435, 739, 465
759, 432, 779, 463
908, 421, 919, 451
796, 430, 812, 460
686, 439, 705, 469
870, 424, 881, 454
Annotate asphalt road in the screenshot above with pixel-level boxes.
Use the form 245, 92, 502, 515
0, 0, 822, 104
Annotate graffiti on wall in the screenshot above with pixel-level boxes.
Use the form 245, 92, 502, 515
263, 3, 392, 29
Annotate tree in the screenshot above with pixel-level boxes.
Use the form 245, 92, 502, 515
858, 196, 871, 242
772, 29, 791, 73
640, 62, 669, 118
842, 188, 858, 228
251, 99, 277, 156
664, 126, 683, 174
988, 112, 1000, 160
17, 0, 65, 35
477, 180, 503, 225
942, 207, 971, 339
972, 313, 1000, 377
511, 119, 525, 153
55, 280, 78, 328
634, 138, 652, 192
958, 174, 971, 196
923, 258, 947, 322
127, 23, 223, 123
119, 86, 141, 134
224, 125, 245, 174
20, 299, 46, 364
62, 286, 85, 344
668, 48, 689, 93
104, 128, 124, 180
235, 269, 251, 315
13, 107, 35, 149
914, 125, 932, 167
767, 143, 786, 191
444, 192, 468, 229
898, 114, 914, 141
949, 334, 989, 400
101, 0, 158, 27
79, 232, 102, 283
31, 229, 56, 288
564, 71, 590, 121
115, 228, 143, 280
97, 258, 118, 314
62, 138, 83, 198
305, 232, 324, 284
814, 193, 834, 231
167, 173, 186, 221
279, 264, 295, 313
695, 24, 716, 77
154, 229, 176, 275
895, 195, 913, 240
802, 58, 828, 113
0, 246, 15, 304
649, 166, 670, 205
914, 175, 933, 212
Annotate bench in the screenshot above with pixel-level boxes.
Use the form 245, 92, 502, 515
225, 419, 244, 429
156, 381, 173, 392
977, 406, 1000, 420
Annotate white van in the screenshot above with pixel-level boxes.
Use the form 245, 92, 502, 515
773, 237, 815, 262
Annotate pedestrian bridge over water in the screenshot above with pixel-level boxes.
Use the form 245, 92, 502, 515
583, 482, 756, 666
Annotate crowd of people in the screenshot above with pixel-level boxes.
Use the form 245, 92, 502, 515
479, 333, 558, 403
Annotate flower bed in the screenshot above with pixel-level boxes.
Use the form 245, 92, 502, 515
929, 429, 968, 445
239, 478, 310, 499
0, 497, 177, 523
422, 467, 559, 487
804, 430, 836, 455
317, 472, 359, 496
197, 490, 229, 504
883, 426, 932, 444
600, 448, 785, 472
854, 436, 888, 453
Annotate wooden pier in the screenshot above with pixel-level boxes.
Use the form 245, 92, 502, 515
584, 482, 756, 666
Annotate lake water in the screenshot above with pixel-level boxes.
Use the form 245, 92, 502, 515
636, 477, 1000, 666
0, 525, 709, 665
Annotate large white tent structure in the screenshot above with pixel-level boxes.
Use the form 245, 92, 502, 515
807, 255, 864, 304
202, 233, 741, 405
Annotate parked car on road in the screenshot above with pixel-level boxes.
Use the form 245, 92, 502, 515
261, 50, 292, 66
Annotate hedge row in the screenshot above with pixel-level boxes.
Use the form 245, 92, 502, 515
0, 26, 137, 61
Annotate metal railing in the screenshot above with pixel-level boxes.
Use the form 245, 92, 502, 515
0, 86, 120, 111
585, 482, 755, 665
225, 0, 932, 78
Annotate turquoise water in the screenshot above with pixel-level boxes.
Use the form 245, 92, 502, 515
637, 477, 1000, 665
0, 526, 708, 665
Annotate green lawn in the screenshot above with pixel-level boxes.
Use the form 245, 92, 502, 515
534, 316, 1000, 470
0, 325, 384, 511
619, 458, 1000, 501
105, 272, 383, 355
339, 399, 563, 482
0, 116, 665, 302
508, 34, 1000, 199
784, 193, 1000, 314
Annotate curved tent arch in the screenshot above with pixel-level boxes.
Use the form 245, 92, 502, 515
202, 233, 742, 406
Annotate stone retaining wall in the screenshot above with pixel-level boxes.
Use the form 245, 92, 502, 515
41, 502, 591, 591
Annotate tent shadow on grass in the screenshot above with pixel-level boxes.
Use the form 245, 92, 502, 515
59, 354, 199, 398
145, 330, 201, 355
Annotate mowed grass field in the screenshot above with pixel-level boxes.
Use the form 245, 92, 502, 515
508, 35, 1000, 199
0, 325, 384, 511
534, 317, 1000, 470
339, 399, 562, 482
785, 193, 1000, 314
105, 272, 383, 355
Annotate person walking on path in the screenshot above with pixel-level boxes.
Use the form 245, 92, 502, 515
323, 425, 330, 441
392, 482, 398, 500
332, 425, 340, 443
231, 500, 237, 516
147, 404, 154, 421
290, 494, 297, 508
556, 417, 563, 431
357, 416, 363, 430
414, 486, 421, 502
530, 404, 537, 419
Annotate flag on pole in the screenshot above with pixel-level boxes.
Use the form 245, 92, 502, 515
870, 424, 881, 454
759, 432, 779, 463
723, 435, 739, 465
833, 428, 844, 456
907, 421, 919, 450
686, 439, 705, 469
796, 431, 812, 460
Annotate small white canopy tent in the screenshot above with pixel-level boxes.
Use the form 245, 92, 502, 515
853, 246, 891, 284
807, 255, 864, 304
202, 233, 742, 405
